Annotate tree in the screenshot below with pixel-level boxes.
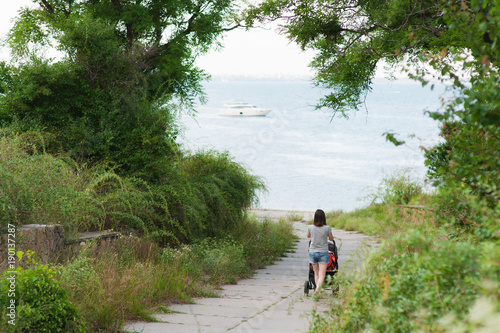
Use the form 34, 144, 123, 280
0, 0, 239, 177
244, 0, 469, 115
244, 0, 499, 237
9, 0, 238, 102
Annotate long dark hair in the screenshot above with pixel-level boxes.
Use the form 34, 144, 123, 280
313, 209, 326, 227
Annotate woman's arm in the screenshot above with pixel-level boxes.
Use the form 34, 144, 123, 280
307, 231, 311, 238
328, 231, 334, 241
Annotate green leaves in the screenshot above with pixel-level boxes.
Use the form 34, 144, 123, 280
318, 229, 498, 333
2, 0, 240, 177
383, 132, 405, 147
7, 8, 53, 61
244, 0, 451, 115
0, 265, 86, 332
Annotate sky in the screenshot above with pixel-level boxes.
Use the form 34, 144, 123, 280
196, 27, 315, 79
0, 1, 315, 79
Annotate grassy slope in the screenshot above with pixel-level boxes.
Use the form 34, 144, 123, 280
311, 203, 500, 333
0, 132, 297, 332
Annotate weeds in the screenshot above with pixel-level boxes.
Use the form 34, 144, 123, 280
327, 203, 434, 240
51, 216, 295, 332
312, 170, 500, 333
369, 168, 425, 205
0, 132, 264, 245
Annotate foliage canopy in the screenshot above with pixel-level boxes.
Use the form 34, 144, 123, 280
244, 0, 468, 114
0, 0, 239, 177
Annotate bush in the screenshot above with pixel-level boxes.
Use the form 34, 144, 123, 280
0, 265, 85, 333
189, 238, 249, 285
424, 120, 499, 239
312, 229, 500, 333
0, 61, 181, 180
0, 132, 264, 245
161, 149, 265, 241
371, 168, 424, 205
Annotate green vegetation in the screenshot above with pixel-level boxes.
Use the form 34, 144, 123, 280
312, 171, 500, 333
58, 217, 294, 332
0, 213, 295, 332
327, 204, 434, 240
0, 2, 286, 332
369, 168, 425, 206
0, 130, 264, 243
315, 231, 499, 332
0, 264, 85, 333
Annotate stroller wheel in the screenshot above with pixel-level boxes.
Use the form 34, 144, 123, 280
303, 281, 309, 295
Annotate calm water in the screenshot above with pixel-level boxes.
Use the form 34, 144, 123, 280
179, 78, 447, 212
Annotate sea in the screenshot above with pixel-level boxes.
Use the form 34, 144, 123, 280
178, 78, 449, 212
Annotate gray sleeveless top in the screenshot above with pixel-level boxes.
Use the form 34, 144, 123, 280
308, 225, 331, 252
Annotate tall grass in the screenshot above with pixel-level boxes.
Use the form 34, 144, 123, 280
232, 216, 297, 269
327, 202, 434, 240
0, 130, 286, 331
57, 237, 197, 331
54, 216, 295, 332
0, 131, 264, 244
0, 130, 175, 238
311, 171, 500, 333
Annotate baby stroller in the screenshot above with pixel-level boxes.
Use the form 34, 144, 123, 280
304, 240, 339, 295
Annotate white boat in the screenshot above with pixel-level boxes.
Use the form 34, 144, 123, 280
219, 101, 271, 117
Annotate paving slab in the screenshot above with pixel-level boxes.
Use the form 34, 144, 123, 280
124, 209, 376, 333
153, 313, 243, 327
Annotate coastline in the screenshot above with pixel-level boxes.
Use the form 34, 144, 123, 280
249, 208, 315, 221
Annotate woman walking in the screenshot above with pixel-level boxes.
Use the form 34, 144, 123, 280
307, 209, 334, 297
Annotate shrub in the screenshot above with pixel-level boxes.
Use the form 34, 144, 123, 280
164, 149, 265, 241
57, 236, 198, 332
311, 229, 500, 333
0, 265, 85, 333
371, 168, 424, 205
189, 238, 249, 285
424, 117, 499, 239
0, 132, 264, 245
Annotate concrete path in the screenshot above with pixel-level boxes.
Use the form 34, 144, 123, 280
124, 209, 376, 333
